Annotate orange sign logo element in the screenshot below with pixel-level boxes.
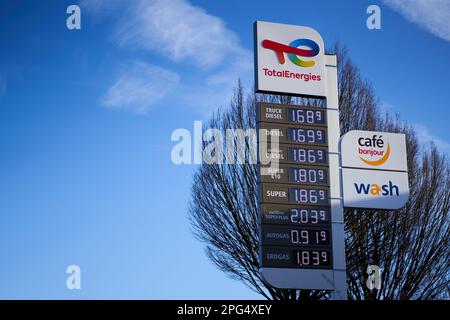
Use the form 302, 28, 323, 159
357, 135, 390, 167
359, 143, 391, 166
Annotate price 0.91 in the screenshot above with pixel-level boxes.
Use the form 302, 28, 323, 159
290, 229, 329, 245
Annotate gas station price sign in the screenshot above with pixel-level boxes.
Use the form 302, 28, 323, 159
261, 225, 331, 246
258, 103, 327, 126
258, 144, 328, 166
259, 164, 329, 185
257, 102, 333, 274
260, 204, 330, 226
262, 247, 332, 269
288, 108, 325, 125
259, 122, 328, 146
261, 183, 330, 206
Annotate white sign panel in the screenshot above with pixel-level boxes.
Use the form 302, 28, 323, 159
342, 168, 409, 209
254, 21, 326, 97
340, 130, 407, 171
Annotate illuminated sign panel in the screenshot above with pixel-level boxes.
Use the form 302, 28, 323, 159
340, 130, 408, 171
260, 205, 331, 226
258, 103, 327, 126
257, 102, 333, 283
342, 168, 409, 209
258, 144, 328, 166
254, 21, 326, 97
258, 122, 328, 146
262, 247, 332, 269
261, 225, 331, 246
254, 23, 347, 296
340, 130, 409, 209
259, 164, 329, 185
261, 183, 330, 206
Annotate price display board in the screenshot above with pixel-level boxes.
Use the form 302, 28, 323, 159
259, 164, 329, 185
260, 204, 330, 226
258, 144, 328, 166
261, 247, 332, 269
259, 122, 328, 146
257, 102, 333, 280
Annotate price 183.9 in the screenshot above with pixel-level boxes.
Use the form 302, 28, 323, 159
294, 250, 331, 267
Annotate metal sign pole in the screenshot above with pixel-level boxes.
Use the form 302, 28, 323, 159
324, 54, 347, 300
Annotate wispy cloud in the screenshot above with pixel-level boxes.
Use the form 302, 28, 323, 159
415, 124, 450, 152
79, 0, 128, 16
116, 0, 245, 69
383, 0, 450, 42
82, 0, 252, 114
101, 61, 180, 114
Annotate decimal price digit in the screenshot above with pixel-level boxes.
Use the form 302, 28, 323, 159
294, 250, 330, 267
288, 108, 325, 125
289, 167, 327, 184
288, 128, 326, 145
290, 229, 329, 245
290, 208, 328, 225
288, 147, 327, 164
289, 188, 328, 205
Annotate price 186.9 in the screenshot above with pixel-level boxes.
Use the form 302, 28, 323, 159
289, 187, 329, 205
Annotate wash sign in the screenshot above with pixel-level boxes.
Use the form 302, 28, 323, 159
340, 130, 409, 209
341, 168, 409, 209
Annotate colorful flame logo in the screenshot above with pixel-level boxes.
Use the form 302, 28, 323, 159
262, 38, 320, 67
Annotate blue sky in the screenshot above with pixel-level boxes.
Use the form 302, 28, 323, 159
0, 0, 449, 299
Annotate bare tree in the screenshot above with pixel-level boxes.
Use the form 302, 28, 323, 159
189, 47, 450, 300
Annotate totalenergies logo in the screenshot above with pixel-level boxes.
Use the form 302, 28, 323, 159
358, 135, 390, 166
262, 38, 320, 67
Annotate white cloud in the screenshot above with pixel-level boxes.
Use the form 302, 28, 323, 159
102, 61, 180, 114
116, 0, 245, 69
383, 0, 450, 42
80, 0, 128, 16
415, 124, 450, 152
83, 0, 252, 114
